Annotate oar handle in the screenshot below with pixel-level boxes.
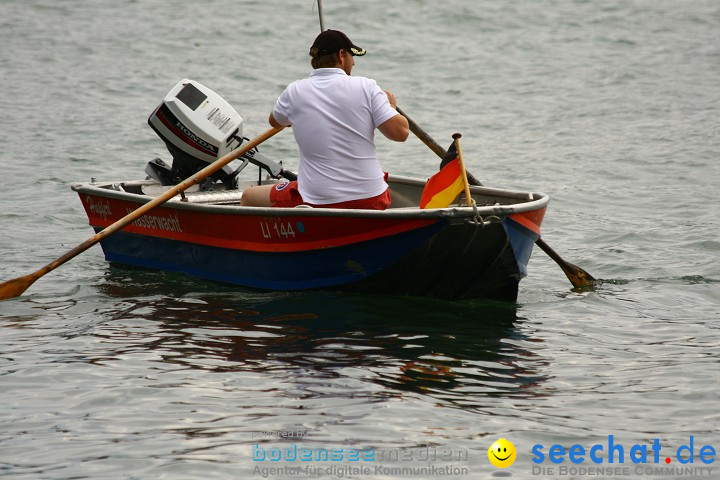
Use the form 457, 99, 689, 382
396, 106, 447, 159
397, 106, 483, 186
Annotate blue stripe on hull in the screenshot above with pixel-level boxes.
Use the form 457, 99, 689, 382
96, 222, 445, 290
502, 219, 539, 277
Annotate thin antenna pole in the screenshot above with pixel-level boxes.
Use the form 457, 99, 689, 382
317, 0, 325, 31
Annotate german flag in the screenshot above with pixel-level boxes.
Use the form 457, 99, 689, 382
419, 141, 464, 209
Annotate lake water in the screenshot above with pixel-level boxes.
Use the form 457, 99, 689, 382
1, 0, 719, 479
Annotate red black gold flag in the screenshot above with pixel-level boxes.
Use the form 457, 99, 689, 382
419, 141, 464, 209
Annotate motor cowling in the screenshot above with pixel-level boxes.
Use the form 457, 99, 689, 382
147, 79, 244, 186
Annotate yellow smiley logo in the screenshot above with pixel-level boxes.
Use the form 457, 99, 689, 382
488, 438, 517, 468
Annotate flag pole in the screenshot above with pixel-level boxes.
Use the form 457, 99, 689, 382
452, 133, 474, 207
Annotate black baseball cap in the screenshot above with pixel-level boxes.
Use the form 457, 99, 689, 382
311, 29, 366, 56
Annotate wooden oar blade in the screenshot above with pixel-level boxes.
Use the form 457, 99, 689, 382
0, 274, 39, 301
536, 238, 596, 290
559, 261, 597, 290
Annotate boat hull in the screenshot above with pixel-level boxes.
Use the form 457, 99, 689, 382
72, 177, 547, 301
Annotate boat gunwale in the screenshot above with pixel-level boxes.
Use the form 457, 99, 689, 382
71, 174, 549, 220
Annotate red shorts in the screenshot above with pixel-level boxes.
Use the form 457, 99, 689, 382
269, 181, 391, 210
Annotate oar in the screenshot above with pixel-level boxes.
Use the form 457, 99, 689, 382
0, 126, 285, 301
397, 107, 596, 290
396, 106, 447, 160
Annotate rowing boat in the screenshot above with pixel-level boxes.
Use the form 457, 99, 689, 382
72, 172, 546, 301
70, 79, 548, 301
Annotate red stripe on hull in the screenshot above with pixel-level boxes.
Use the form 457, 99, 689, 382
509, 207, 546, 235
79, 194, 439, 253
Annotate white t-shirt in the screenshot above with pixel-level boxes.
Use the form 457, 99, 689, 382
272, 68, 399, 204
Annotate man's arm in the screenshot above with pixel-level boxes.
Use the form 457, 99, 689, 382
269, 112, 285, 128
378, 113, 409, 142
377, 90, 409, 142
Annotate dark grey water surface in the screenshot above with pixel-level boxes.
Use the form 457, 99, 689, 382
1, 0, 719, 479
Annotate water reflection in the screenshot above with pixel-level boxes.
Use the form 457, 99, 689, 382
93, 268, 550, 410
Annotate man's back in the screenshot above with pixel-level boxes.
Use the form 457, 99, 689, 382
273, 68, 397, 204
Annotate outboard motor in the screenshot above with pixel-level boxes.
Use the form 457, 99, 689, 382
147, 79, 245, 187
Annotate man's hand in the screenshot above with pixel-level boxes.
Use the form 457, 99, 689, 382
384, 90, 398, 109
